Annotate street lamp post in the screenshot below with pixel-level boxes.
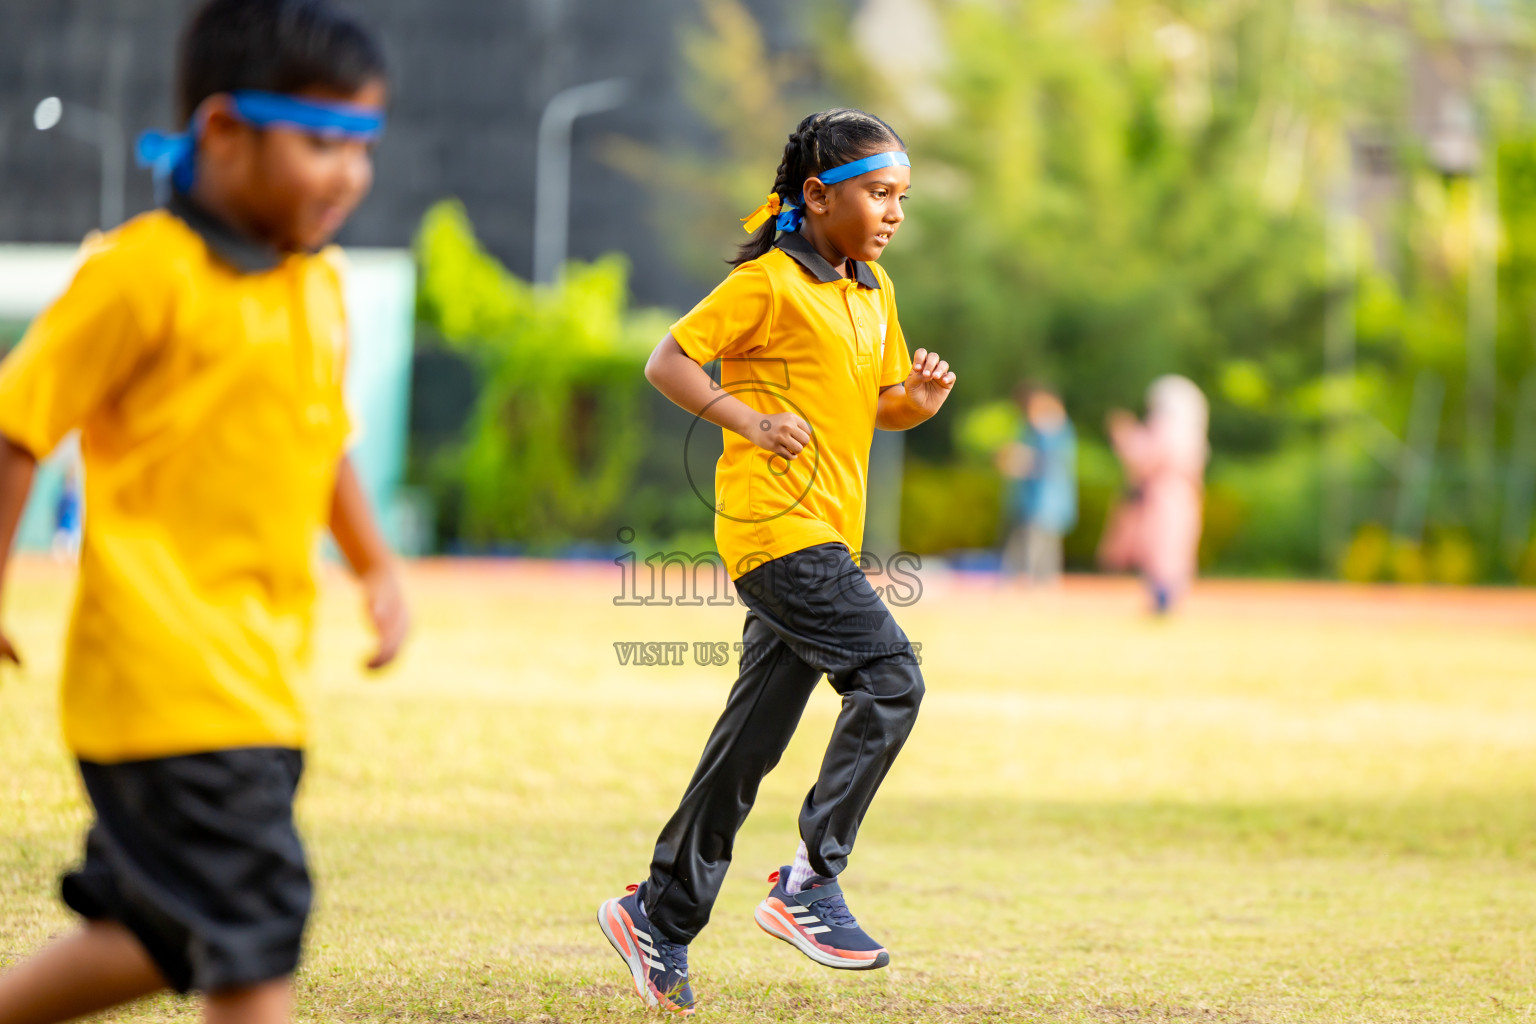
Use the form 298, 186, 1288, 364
33, 96, 126, 231
1321, 156, 1359, 570
532, 79, 629, 285
1427, 91, 1497, 547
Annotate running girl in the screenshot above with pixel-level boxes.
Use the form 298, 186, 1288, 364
598, 108, 957, 1014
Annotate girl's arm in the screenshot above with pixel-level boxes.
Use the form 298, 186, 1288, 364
645, 335, 811, 458
0, 435, 37, 667
877, 348, 957, 431
329, 455, 410, 670
1108, 412, 1159, 478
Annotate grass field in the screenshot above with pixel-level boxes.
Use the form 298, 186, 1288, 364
4, 555, 1536, 1022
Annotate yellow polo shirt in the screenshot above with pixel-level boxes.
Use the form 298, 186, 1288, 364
0, 197, 351, 762
670, 232, 913, 578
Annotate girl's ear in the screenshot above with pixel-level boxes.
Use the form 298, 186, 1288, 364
802, 177, 830, 215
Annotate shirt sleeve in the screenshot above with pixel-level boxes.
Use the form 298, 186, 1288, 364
0, 245, 157, 459
878, 272, 913, 389
668, 262, 774, 364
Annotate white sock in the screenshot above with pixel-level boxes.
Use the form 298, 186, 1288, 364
784, 841, 816, 895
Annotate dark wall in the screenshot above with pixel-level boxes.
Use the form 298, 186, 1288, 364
0, 0, 790, 309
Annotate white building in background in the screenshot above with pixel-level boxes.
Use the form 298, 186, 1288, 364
852, 0, 950, 124
0, 246, 420, 553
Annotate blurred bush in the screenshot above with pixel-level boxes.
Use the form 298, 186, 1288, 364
1342, 523, 1481, 585
436, 0, 1536, 581
900, 401, 1016, 555
877, 0, 1331, 443
856, 1, 1536, 581
413, 200, 673, 549
900, 461, 1002, 553
954, 400, 1021, 463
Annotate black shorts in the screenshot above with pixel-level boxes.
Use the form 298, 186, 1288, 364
61, 747, 311, 994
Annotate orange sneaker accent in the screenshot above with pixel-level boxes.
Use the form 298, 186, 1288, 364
755, 897, 888, 968
608, 905, 634, 958
598, 894, 696, 1016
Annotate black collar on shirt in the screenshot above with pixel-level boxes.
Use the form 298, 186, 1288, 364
775, 230, 881, 289
166, 190, 284, 274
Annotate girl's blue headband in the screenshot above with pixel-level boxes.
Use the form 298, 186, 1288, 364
136, 90, 387, 197
816, 150, 910, 185
742, 150, 911, 234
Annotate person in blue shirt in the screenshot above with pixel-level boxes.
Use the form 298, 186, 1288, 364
51, 457, 82, 562
998, 384, 1077, 584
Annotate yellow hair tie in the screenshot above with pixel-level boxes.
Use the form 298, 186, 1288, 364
741, 193, 782, 233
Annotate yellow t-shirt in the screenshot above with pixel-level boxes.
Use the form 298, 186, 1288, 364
0, 201, 351, 762
670, 232, 913, 579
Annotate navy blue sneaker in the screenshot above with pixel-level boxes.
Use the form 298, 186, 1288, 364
754, 867, 890, 970
597, 882, 695, 1015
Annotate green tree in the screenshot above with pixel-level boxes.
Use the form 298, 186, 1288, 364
415, 200, 671, 547
613, 0, 1536, 576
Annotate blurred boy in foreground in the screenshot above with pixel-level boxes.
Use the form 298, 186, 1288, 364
0, 1, 407, 1021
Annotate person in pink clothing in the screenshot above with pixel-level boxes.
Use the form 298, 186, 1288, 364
1098, 375, 1209, 613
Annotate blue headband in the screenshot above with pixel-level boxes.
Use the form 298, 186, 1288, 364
136, 90, 386, 197
816, 150, 910, 184
773, 150, 910, 232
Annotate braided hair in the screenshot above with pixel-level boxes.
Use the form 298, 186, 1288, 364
731, 108, 905, 266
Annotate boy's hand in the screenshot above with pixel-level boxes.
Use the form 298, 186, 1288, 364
361, 566, 409, 670
0, 628, 20, 669
744, 411, 812, 459
903, 349, 957, 416
996, 441, 1034, 479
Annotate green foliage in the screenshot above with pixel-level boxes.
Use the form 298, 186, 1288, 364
955, 401, 1020, 462
1201, 442, 1325, 575
415, 201, 669, 547
1065, 437, 1123, 569
618, 0, 1536, 579
1341, 522, 1482, 586
900, 461, 1003, 552
1332, 130, 1536, 579
879, 0, 1334, 455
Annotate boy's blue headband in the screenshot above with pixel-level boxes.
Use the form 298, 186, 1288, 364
136, 90, 386, 197
746, 150, 910, 233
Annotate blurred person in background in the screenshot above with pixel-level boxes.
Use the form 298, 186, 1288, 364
51, 461, 82, 564
996, 383, 1077, 585
1099, 375, 1208, 614
50, 439, 82, 563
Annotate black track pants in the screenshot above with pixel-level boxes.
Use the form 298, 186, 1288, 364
644, 543, 924, 943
